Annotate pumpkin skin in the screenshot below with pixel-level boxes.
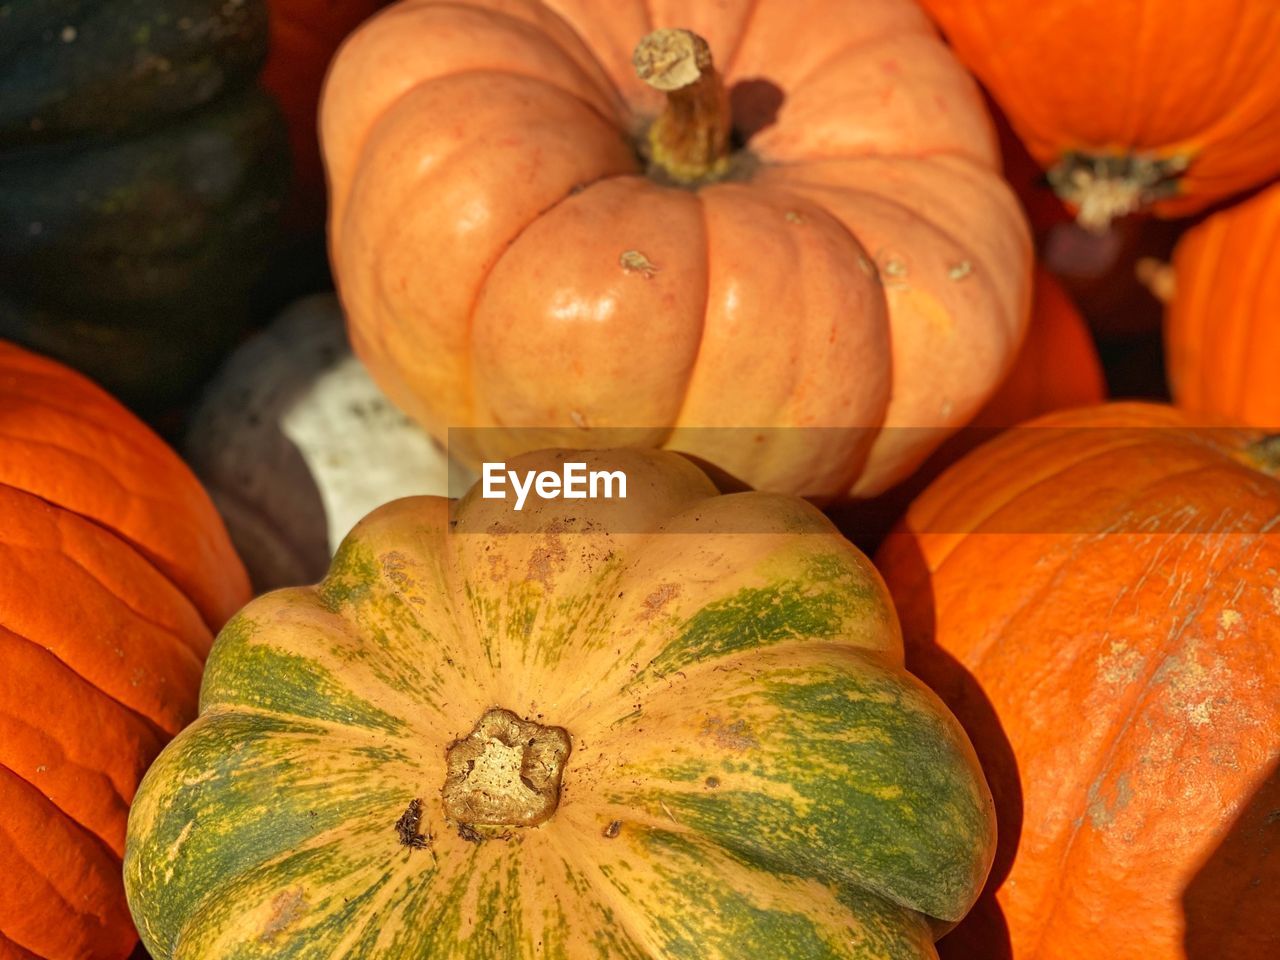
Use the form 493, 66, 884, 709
919, 0, 1280, 230
322, 0, 1031, 500
0, 341, 250, 960
876, 403, 1280, 959
185, 293, 474, 592
261, 0, 388, 229
0, 0, 288, 412
965, 267, 1102, 431
124, 448, 996, 959
1165, 178, 1280, 428
832, 266, 1104, 554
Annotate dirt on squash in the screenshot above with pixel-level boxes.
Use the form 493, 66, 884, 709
260, 887, 307, 943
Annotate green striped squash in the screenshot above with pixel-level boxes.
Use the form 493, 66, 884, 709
124, 449, 994, 959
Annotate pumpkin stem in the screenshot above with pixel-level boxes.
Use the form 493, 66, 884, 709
442, 708, 571, 830
1246, 435, 1280, 474
1047, 151, 1191, 234
633, 28, 732, 184
1135, 256, 1176, 304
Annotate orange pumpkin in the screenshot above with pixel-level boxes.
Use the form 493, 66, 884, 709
322, 0, 1031, 500
876, 402, 1280, 959
1165, 178, 1280, 428
261, 0, 388, 228
0, 342, 250, 960
920, 0, 1280, 231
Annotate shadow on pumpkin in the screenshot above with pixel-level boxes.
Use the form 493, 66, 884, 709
1182, 756, 1280, 957
729, 78, 785, 144
878, 532, 1020, 960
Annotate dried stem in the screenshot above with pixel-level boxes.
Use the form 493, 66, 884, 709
633, 28, 732, 184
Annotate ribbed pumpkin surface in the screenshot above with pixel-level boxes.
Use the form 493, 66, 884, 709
321, 0, 1030, 500
125, 449, 995, 958
0, 342, 250, 960
920, 0, 1280, 227
877, 403, 1280, 959
1165, 178, 1280, 427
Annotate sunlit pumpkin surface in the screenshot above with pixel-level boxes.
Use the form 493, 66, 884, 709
321, 0, 1031, 500
920, 0, 1280, 229
0, 342, 250, 960
125, 449, 995, 959
1165, 178, 1280, 429
879, 403, 1280, 960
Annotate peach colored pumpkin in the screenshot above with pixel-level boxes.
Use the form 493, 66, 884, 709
832, 266, 1104, 552
321, 0, 1031, 500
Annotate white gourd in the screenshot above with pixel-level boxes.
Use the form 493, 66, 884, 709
185, 293, 473, 591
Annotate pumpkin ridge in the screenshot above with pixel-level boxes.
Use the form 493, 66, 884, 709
1225, 206, 1278, 416
123, 708, 435, 956
0, 623, 166, 839
1027, 526, 1263, 955
165, 832, 410, 959
1177, 18, 1280, 175
0, 429, 240, 636
921, 429, 1162, 565
665, 188, 712, 438
545, 817, 670, 957
0, 372, 249, 631
46, 527, 212, 667
0, 708, 134, 851
338, 62, 630, 232
309, 532, 494, 719
482, 0, 635, 117
0, 602, 188, 749
0, 758, 124, 872
1233, 198, 1280, 417
198, 611, 417, 737
1, 481, 216, 660
733, 22, 926, 120
462, 166, 642, 435
719, 0, 764, 80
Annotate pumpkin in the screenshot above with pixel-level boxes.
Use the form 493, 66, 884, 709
124, 447, 996, 958
261, 0, 388, 230
876, 403, 1280, 959
831, 266, 1104, 553
1165, 178, 1280, 428
0, 0, 288, 411
0, 341, 250, 960
964, 268, 1103, 431
185, 293, 474, 592
321, 0, 1031, 500
919, 0, 1280, 232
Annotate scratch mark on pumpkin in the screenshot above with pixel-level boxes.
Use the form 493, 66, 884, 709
163, 821, 195, 883
1086, 773, 1132, 830
620, 250, 659, 278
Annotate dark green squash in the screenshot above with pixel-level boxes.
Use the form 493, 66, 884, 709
0, 0, 287, 411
